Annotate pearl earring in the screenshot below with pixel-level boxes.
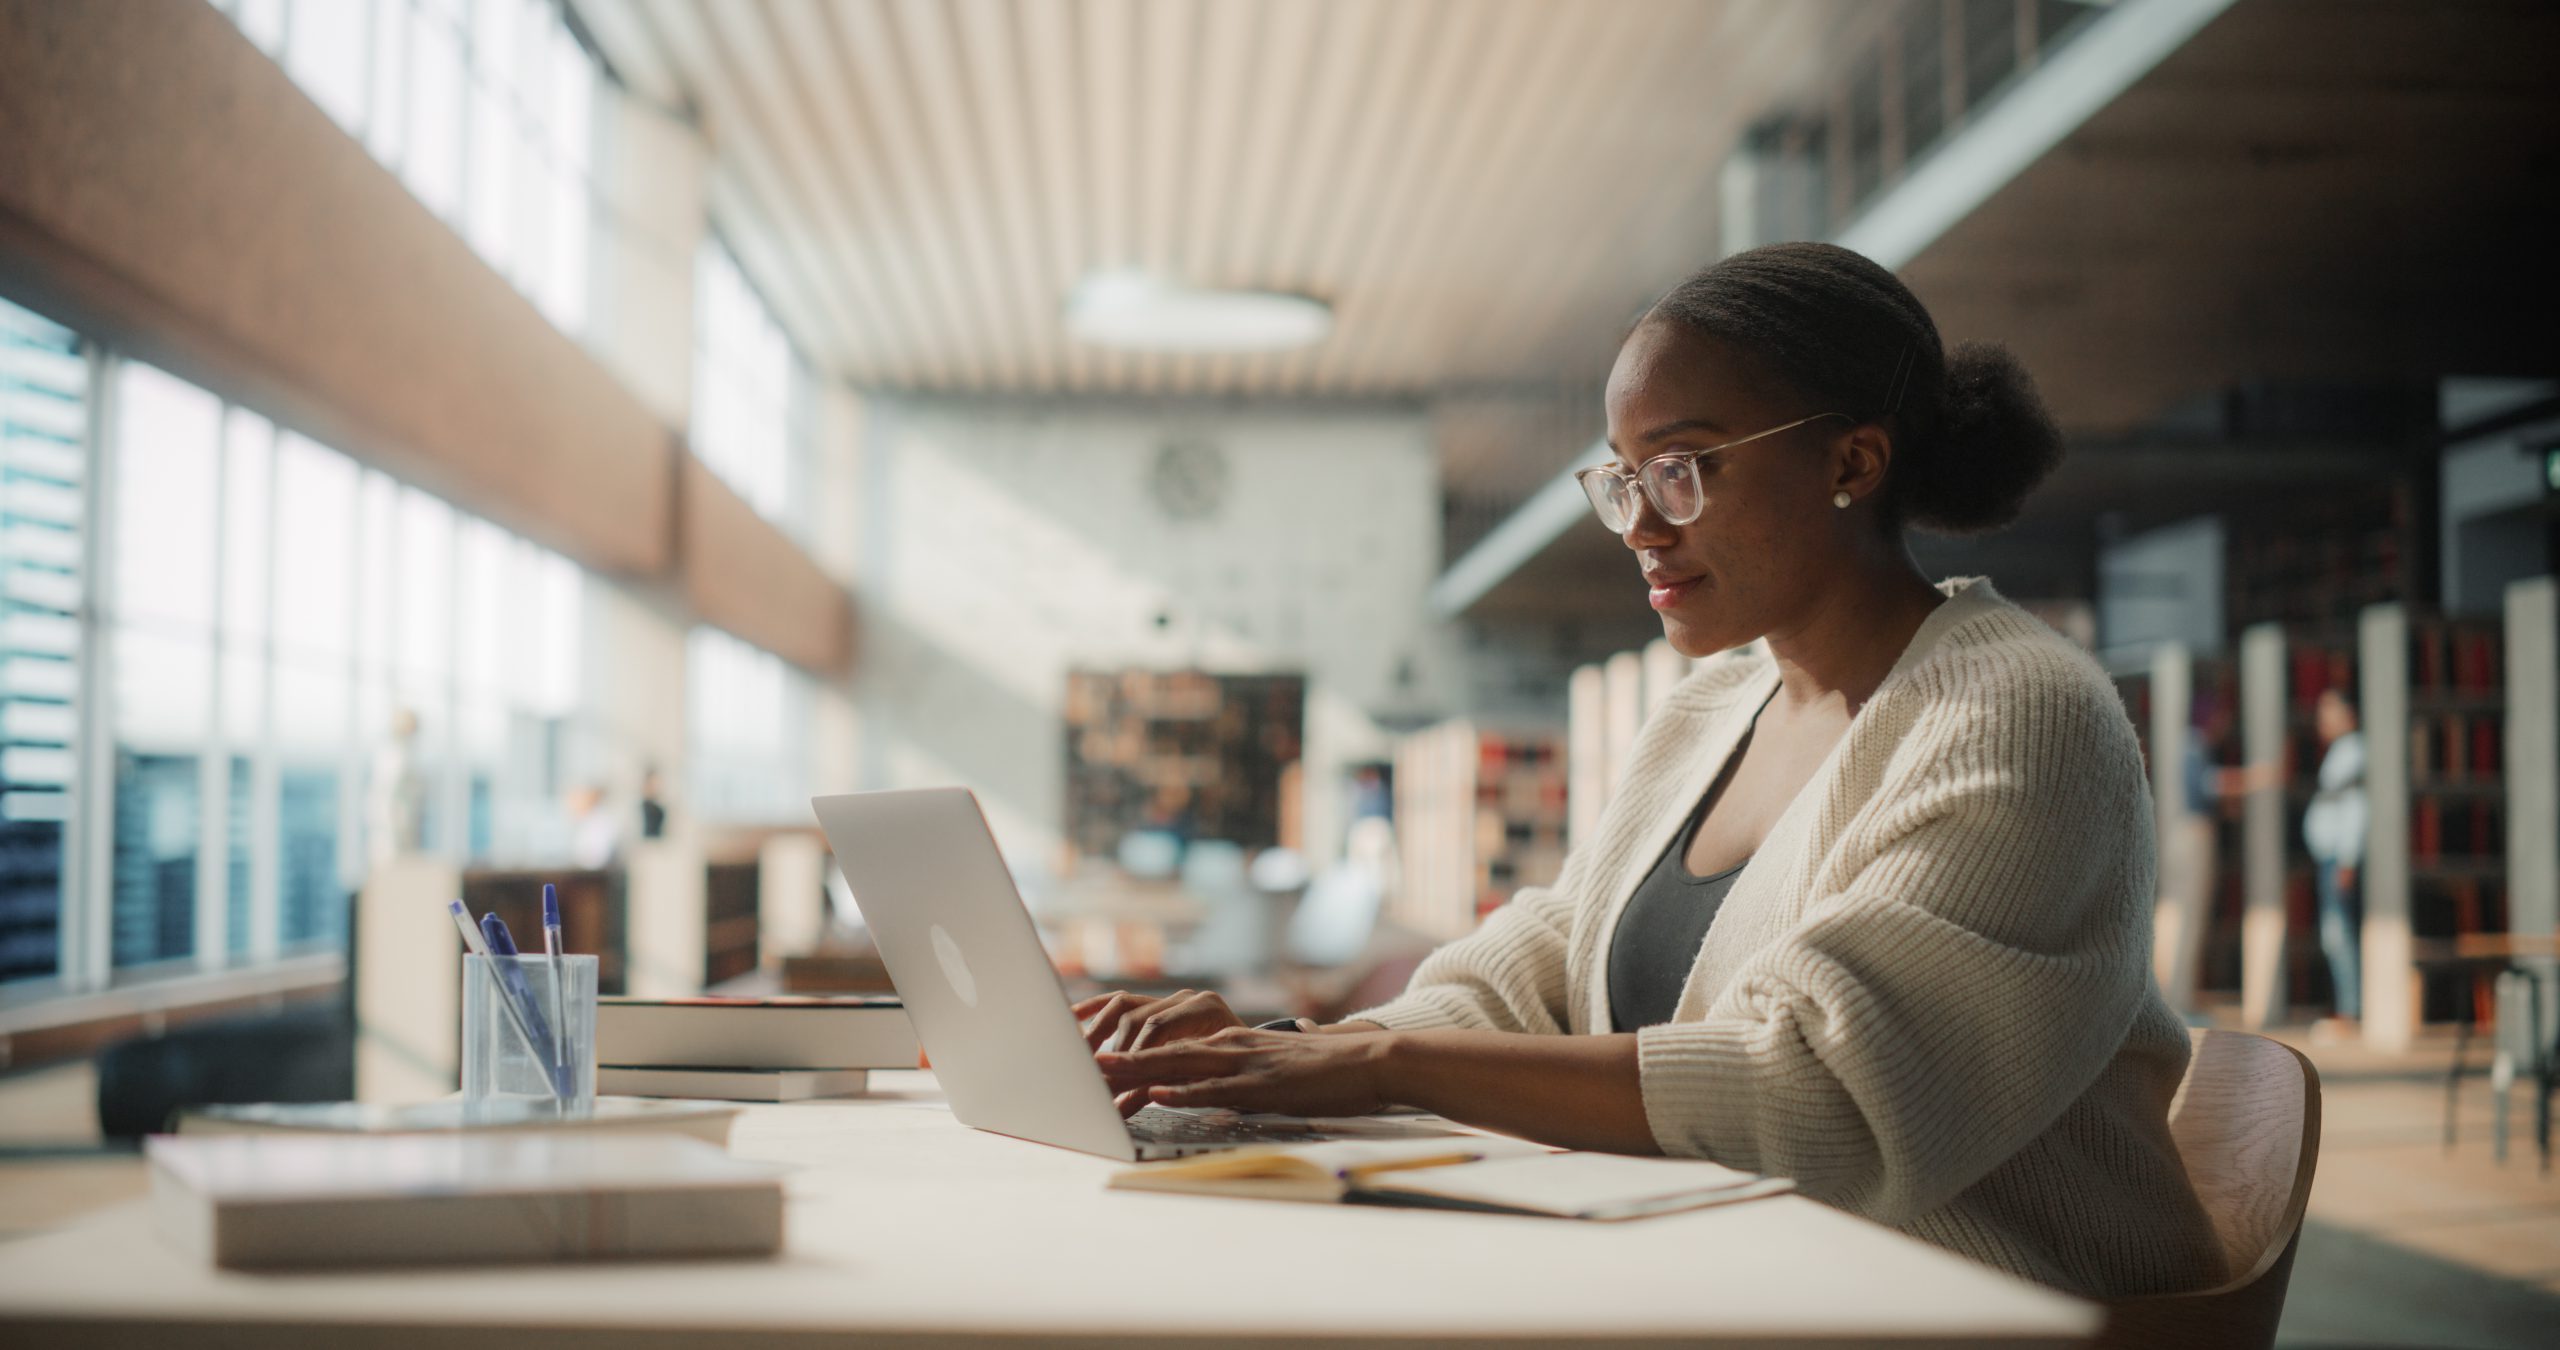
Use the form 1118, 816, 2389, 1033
1832, 491, 1853, 509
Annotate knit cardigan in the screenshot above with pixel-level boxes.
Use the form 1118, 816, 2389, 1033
1353, 577, 2225, 1298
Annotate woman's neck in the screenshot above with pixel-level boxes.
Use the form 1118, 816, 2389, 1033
1761, 556, 1946, 719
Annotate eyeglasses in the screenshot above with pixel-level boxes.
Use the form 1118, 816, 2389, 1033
1573, 412, 1850, 532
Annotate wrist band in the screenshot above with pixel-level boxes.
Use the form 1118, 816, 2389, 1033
1255, 1016, 1319, 1033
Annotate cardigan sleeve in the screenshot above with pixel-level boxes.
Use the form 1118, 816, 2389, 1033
1345, 865, 1582, 1035
1633, 671, 2159, 1226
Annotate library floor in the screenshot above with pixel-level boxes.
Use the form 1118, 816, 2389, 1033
1, 1032, 2555, 1348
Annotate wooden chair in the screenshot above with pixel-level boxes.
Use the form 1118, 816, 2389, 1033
2098, 1029, 2323, 1350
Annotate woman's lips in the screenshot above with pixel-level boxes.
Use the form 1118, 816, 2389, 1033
1647, 574, 1701, 609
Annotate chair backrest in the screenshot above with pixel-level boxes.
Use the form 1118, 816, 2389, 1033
2099, 1028, 2323, 1350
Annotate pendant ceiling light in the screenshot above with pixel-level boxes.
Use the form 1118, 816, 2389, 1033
1065, 271, 1332, 353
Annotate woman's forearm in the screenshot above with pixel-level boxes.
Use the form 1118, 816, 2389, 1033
1380, 1027, 1660, 1155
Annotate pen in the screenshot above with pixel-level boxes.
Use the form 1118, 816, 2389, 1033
446, 899, 565, 1099
541, 883, 568, 1068
481, 914, 570, 1097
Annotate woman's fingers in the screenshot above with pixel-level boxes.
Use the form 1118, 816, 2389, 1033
1123, 990, 1234, 1053
1112, 1088, 1151, 1119
1078, 990, 1157, 1051
1149, 1076, 1261, 1110
1094, 1041, 1251, 1092
1078, 989, 1248, 1054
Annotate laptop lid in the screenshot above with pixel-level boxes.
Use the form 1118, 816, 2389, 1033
810, 787, 1139, 1161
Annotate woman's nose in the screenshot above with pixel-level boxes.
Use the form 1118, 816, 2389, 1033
1619, 493, 1678, 550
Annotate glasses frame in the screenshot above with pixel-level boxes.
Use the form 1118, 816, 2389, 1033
1574, 411, 1852, 531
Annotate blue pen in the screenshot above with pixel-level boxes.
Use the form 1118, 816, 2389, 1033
447, 900, 564, 1099
540, 884, 568, 1067
481, 913, 569, 1097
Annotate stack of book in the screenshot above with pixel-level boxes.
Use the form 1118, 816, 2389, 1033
594, 994, 919, 1102
151, 1131, 784, 1268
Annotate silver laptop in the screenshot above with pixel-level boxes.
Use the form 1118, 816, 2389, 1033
810, 786, 1454, 1160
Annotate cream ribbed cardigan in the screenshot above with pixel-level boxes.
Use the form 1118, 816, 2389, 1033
1354, 578, 2225, 1298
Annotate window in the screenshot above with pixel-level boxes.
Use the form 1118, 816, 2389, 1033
692, 239, 812, 535
0, 300, 85, 983
213, 0, 601, 336
686, 239, 819, 824
0, 345, 597, 987
686, 627, 810, 825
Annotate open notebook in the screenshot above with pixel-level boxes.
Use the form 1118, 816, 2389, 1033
1108, 1135, 1793, 1221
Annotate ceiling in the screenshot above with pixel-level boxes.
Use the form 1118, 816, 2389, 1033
1904, 0, 2560, 436
1456, 0, 2560, 632
571, 0, 1855, 397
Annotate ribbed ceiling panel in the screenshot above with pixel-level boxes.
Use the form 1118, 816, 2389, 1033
581, 0, 1847, 394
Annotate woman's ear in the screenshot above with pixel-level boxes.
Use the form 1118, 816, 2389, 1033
1832, 422, 1894, 502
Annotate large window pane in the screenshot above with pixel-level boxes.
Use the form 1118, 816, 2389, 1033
466, 75, 519, 274
366, 0, 412, 171
113, 364, 220, 637
273, 434, 357, 665
112, 630, 209, 969
278, 758, 344, 947
688, 626, 806, 823
221, 407, 274, 649
394, 488, 455, 853
547, 21, 594, 174
406, 11, 465, 222
286, 0, 372, 137
0, 300, 83, 983
236, 0, 287, 54
693, 241, 804, 529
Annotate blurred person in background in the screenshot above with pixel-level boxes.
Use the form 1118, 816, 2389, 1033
1075, 242, 2222, 1299
365, 706, 425, 866
567, 782, 621, 869
638, 763, 669, 840
2156, 691, 2280, 1016
2302, 686, 2367, 1035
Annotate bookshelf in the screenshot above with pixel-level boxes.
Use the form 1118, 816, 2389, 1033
2193, 654, 2245, 1005
1059, 670, 1305, 863
1389, 721, 1569, 940
2360, 599, 2533, 1051
2409, 613, 2508, 1036
2226, 485, 2411, 632
1570, 640, 1713, 849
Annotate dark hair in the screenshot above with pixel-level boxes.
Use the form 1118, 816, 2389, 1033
1641, 242, 2063, 535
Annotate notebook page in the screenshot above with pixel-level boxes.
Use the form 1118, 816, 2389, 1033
1362, 1151, 1791, 1219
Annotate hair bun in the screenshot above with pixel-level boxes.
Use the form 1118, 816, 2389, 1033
1902, 341, 2065, 535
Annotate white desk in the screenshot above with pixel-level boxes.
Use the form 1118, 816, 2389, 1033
0, 1072, 2099, 1347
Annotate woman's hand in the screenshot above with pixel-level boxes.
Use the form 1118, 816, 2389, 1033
1095, 1026, 1396, 1118
1071, 988, 1247, 1055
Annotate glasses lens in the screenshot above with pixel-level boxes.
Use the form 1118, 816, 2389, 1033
1581, 472, 1634, 531
1642, 456, 1704, 525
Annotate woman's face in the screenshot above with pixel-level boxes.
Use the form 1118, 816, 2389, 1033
1601, 321, 1844, 659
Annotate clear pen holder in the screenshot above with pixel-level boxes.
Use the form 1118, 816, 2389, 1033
462, 953, 598, 1114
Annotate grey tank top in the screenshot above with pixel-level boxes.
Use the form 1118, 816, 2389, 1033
1608, 726, 1756, 1033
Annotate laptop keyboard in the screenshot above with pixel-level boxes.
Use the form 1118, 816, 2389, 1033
1125, 1105, 1353, 1146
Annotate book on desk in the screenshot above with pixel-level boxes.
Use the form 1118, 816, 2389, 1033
595, 994, 918, 1070
176, 1096, 743, 1145
149, 1132, 785, 1268
1110, 1135, 1794, 1220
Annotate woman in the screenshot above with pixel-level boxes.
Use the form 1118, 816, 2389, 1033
2302, 686, 2367, 1031
1079, 242, 2224, 1299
